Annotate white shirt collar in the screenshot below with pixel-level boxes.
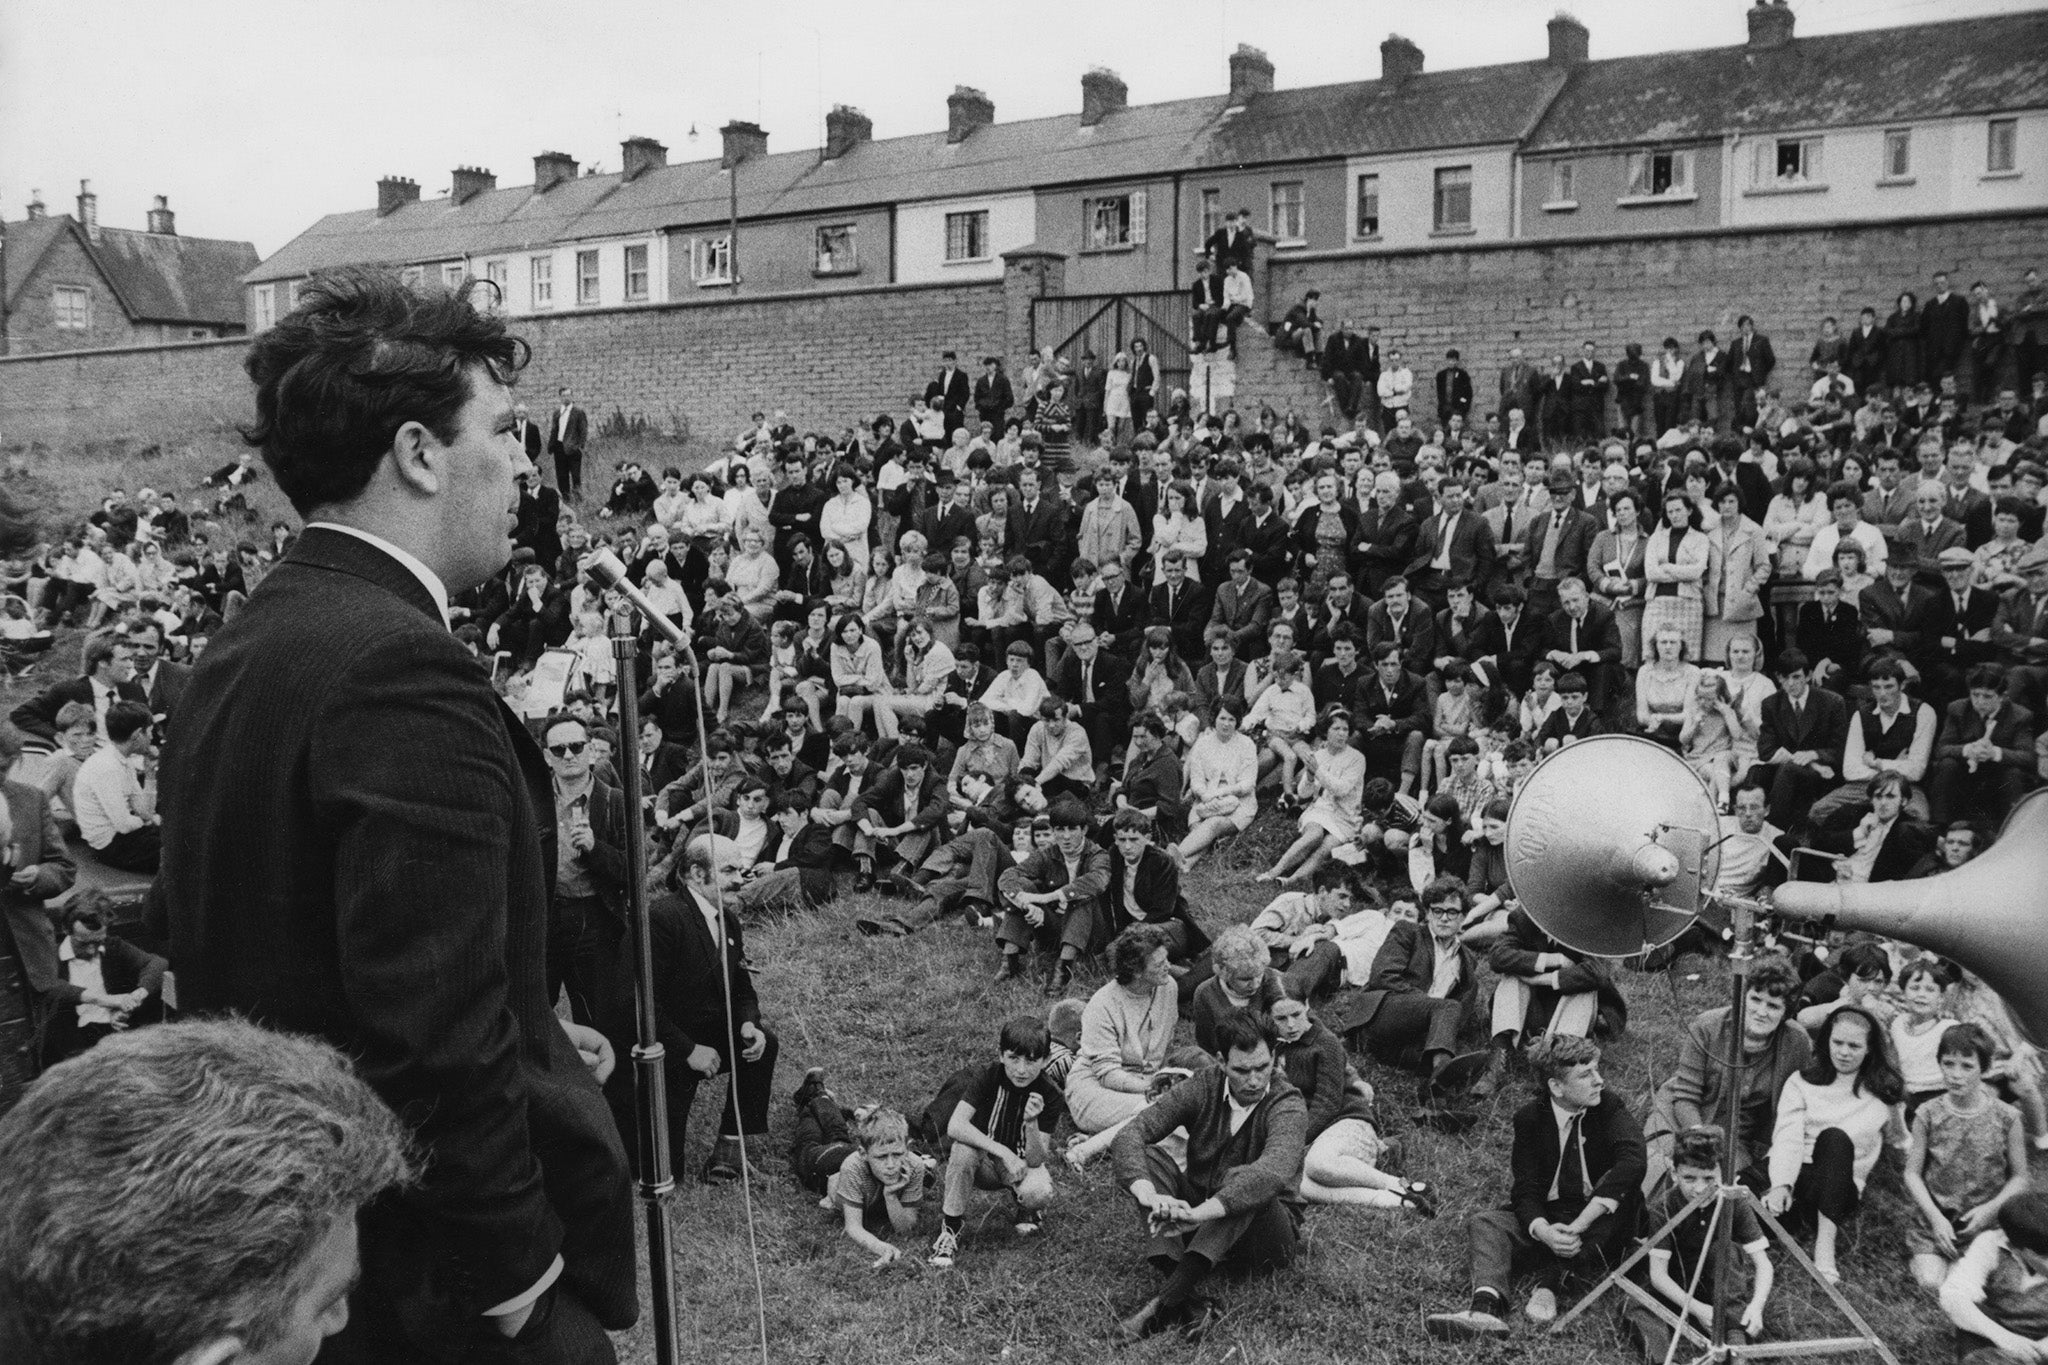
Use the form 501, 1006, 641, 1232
307, 522, 451, 627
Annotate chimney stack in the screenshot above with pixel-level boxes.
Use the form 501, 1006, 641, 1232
823, 105, 872, 161
377, 175, 420, 216
450, 166, 496, 205
620, 136, 667, 181
1080, 68, 1128, 127
26, 190, 46, 221
1227, 44, 1274, 107
532, 152, 577, 194
946, 87, 994, 144
1747, 0, 1795, 51
1547, 13, 1590, 66
720, 122, 768, 168
146, 194, 176, 235
75, 179, 99, 241
1381, 35, 1424, 84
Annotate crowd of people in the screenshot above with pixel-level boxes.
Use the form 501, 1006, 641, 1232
6, 259, 2048, 1362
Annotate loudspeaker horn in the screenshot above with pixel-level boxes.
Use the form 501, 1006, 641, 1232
1505, 735, 1722, 958
1774, 789, 2048, 1046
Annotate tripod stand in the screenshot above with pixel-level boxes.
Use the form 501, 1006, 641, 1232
1548, 895, 1899, 1365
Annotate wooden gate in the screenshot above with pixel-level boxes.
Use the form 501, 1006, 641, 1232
1029, 292, 1191, 403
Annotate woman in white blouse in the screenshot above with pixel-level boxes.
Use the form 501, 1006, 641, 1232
1176, 694, 1258, 869
869, 614, 955, 739
724, 463, 773, 548
1766, 1005, 1905, 1284
1151, 482, 1207, 584
1716, 634, 1776, 776
828, 612, 891, 735
725, 526, 781, 623
819, 463, 874, 574
677, 472, 730, 551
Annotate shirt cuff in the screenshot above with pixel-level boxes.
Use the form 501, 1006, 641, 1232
485, 1255, 564, 1318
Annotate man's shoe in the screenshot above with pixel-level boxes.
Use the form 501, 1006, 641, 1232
928, 1227, 958, 1268
1045, 961, 1074, 997
791, 1066, 829, 1111
1014, 1208, 1043, 1236
1114, 1297, 1180, 1344
704, 1136, 742, 1185
1468, 1047, 1509, 1099
1524, 1287, 1558, 1324
994, 954, 1026, 985
1424, 1309, 1509, 1342
855, 917, 909, 938
884, 869, 921, 899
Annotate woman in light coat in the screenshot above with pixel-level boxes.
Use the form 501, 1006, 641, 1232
1150, 481, 1207, 584
1643, 487, 1712, 660
1587, 489, 1650, 671
1703, 482, 1771, 667
819, 463, 874, 574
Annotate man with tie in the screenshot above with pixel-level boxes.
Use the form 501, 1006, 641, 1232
1498, 347, 1539, 430
1861, 449, 1917, 533
512, 402, 544, 465
1896, 482, 1968, 579
1208, 551, 1274, 660
1091, 557, 1147, 672
1049, 621, 1124, 774
1566, 342, 1609, 443
1730, 315, 1776, 431
1128, 339, 1162, 432
1544, 577, 1622, 717
547, 384, 587, 501
1927, 547, 2003, 703
927, 350, 973, 439
1405, 479, 1496, 613
1520, 476, 1597, 620
1923, 270, 1971, 386
1681, 331, 1731, 433
1749, 648, 1850, 830
1427, 1034, 1646, 1341
1148, 550, 1213, 663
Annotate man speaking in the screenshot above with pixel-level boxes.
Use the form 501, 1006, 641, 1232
153, 268, 635, 1363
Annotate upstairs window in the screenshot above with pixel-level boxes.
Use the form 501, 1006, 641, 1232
1625, 149, 1693, 198
253, 284, 276, 331
1988, 118, 2018, 174
691, 237, 731, 284
624, 244, 649, 300
944, 210, 990, 262
576, 249, 600, 305
1355, 174, 1380, 237
53, 285, 90, 330
1882, 128, 1912, 180
1269, 181, 1304, 242
1548, 161, 1576, 206
1756, 136, 1823, 186
1084, 192, 1147, 251
1432, 166, 1472, 232
814, 225, 857, 274
529, 256, 553, 306
484, 259, 509, 309
1199, 188, 1224, 241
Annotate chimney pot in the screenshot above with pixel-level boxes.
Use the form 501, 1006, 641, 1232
147, 194, 177, 235
25, 190, 46, 221
450, 166, 496, 205
1080, 68, 1128, 127
946, 86, 994, 143
377, 175, 421, 216
75, 179, 99, 242
1547, 13, 1589, 66
532, 152, 578, 194
823, 105, 873, 161
620, 136, 667, 181
1227, 44, 1274, 107
719, 121, 768, 169
1747, 0, 1795, 51
1381, 35, 1424, 84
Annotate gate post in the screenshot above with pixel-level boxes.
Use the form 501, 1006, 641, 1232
1000, 246, 1066, 369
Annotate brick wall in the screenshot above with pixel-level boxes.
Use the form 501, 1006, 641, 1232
1238, 209, 2048, 423
6, 211, 2039, 457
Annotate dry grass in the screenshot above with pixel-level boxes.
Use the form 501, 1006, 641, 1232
2, 433, 1976, 1364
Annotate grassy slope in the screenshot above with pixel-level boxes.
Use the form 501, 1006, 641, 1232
6, 434, 1983, 1364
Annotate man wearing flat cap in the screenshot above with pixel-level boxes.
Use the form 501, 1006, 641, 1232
975, 356, 1013, 437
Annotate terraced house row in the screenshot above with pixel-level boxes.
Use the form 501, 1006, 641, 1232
242, 3, 2047, 331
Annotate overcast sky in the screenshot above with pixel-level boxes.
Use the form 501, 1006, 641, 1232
2, 0, 2034, 256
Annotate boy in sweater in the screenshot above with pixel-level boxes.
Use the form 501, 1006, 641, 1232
1111, 1011, 1308, 1341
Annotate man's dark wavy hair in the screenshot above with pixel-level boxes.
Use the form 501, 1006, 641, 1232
241, 267, 530, 516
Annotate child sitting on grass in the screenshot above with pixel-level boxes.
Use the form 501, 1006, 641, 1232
1938, 1190, 2048, 1362
1626, 1125, 1773, 1360
1904, 1022, 2032, 1291
1893, 958, 1963, 1123
928, 1016, 1064, 1269
1045, 997, 1084, 1088
1244, 649, 1316, 802
789, 1073, 933, 1268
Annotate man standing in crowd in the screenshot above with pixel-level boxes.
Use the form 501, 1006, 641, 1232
1923, 270, 1971, 386
1730, 314, 1776, 431
1323, 321, 1370, 423
154, 269, 636, 1363
929, 350, 972, 439
1129, 338, 1161, 431
974, 356, 1013, 437
549, 383, 587, 501
1436, 349, 1473, 430
1567, 342, 1608, 443
1499, 346, 1539, 431
513, 400, 545, 465
1682, 331, 1731, 433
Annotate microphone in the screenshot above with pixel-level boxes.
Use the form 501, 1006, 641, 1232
581, 549, 691, 651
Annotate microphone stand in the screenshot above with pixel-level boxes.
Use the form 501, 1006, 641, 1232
607, 604, 682, 1365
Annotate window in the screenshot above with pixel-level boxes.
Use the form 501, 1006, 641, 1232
814, 224, 857, 274
52, 286, 90, 330
285, 279, 301, 311
1199, 189, 1223, 241
1756, 136, 1823, 186
576, 249, 600, 305
484, 259, 508, 309
691, 237, 731, 285
441, 262, 466, 289
1432, 166, 1472, 232
399, 266, 423, 290
1269, 181, 1304, 242
1988, 118, 2018, 174
944, 210, 990, 262
1547, 161, 1576, 206
1355, 174, 1380, 237
624, 243, 649, 300
253, 285, 275, 331
1624, 149, 1694, 199
1083, 192, 1147, 251
1882, 129, 1912, 180
530, 255, 553, 307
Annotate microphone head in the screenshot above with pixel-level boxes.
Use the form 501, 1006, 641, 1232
582, 548, 629, 590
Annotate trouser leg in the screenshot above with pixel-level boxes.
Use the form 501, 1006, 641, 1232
1282, 939, 1344, 1000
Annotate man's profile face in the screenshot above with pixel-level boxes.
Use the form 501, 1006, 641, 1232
240, 1213, 360, 1365
430, 374, 529, 593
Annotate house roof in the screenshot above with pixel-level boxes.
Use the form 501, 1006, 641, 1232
1524, 10, 2048, 152
4, 214, 256, 326
1197, 60, 1571, 166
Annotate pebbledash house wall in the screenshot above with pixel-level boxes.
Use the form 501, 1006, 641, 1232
3, 210, 2042, 455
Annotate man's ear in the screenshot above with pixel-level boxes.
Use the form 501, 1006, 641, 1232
389, 421, 441, 497
173, 1340, 245, 1365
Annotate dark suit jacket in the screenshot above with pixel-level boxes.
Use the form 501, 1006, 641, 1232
1508, 1091, 1646, 1231
927, 368, 972, 426
649, 886, 761, 1054
548, 403, 587, 456
1364, 603, 1437, 677
1495, 611, 1552, 695
152, 528, 635, 1341
1201, 493, 1255, 582
1437, 605, 1506, 672
1523, 506, 1599, 585
1842, 323, 1885, 391
1730, 333, 1776, 390
1091, 584, 1149, 658
1544, 603, 1624, 687
1859, 577, 1937, 662
9, 675, 148, 742
973, 372, 1015, 421
1242, 510, 1291, 586
1894, 515, 1968, 574
1934, 698, 2036, 770
1050, 650, 1126, 717
1354, 503, 1419, 595
514, 417, 546, 462
1926, 586, 2003, 666
1208, 578, 1274, 653
1758, 685, 1851, 772
1100, 845, 1210, 955
1407, 509, 1497, 590
1343, 919, 1478, 1032
1148, 579, 1213, 660
515, 483, 564, 567
1923, 292, 1971, 362
1007, 498, 1066, 577
138, 660, 192, 723
1204, 225, 1256, 274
